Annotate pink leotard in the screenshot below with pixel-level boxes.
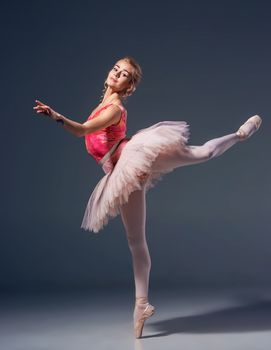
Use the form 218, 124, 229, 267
84, 103, 128, 166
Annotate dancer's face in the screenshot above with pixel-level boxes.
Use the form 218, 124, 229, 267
106, 60, 134, 95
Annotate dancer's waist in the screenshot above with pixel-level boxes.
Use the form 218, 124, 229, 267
98, 137, 130, 172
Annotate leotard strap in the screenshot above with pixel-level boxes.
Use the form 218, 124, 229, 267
92, 103, 126, 118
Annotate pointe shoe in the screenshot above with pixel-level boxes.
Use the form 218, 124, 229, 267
236, 115, 262, 140
133, 297, 155, 338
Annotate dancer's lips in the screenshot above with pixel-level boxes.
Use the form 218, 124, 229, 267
110, 77, 118, 82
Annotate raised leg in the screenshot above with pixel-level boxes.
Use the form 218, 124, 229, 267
151, 132, 241, 172
152, 115, 261, 171
180, 132, 241, 166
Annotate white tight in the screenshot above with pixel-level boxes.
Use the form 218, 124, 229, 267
120, 184, 151, 298
120, 132, 240, 299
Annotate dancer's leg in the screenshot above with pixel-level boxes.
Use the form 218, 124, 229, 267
179, 132, 241, 166
120, 184, 155, 338
154, 115, 261, 169
120, 183, 151, 299
152, 132, 241, 172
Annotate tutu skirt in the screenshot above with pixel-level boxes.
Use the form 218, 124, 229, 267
81, 120, 190, 233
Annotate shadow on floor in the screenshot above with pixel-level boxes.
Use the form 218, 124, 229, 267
143, 299, 271, 339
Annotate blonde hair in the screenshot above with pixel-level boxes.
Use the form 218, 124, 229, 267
100, 56, 142, 103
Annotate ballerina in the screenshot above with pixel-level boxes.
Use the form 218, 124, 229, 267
33, 56, 262, 338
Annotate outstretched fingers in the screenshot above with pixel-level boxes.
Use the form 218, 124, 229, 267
33, 99, 51, 115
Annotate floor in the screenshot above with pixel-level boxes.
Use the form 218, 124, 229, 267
1, 286, 271, 350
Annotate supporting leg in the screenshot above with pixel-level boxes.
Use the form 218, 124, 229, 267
120, 183, 151, 299
120, 184, 155, 338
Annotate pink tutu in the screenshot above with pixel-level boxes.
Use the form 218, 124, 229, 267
81, 120, 190, 233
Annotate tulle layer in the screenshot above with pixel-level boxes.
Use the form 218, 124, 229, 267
81, 121, 190, 233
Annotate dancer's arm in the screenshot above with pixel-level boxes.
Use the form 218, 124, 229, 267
33, 99, 121, 137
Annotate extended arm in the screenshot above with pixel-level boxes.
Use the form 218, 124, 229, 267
33, 99, 122, 137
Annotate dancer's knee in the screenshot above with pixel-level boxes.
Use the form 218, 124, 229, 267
201, 144, 215, 160
183, 145, 214, 163
206, 148, 214, 159
127, 235, 145, 248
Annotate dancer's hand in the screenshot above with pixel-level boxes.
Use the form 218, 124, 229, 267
33, 99, 59, 120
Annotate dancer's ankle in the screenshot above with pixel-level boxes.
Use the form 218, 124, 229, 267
135, 296, 149, 305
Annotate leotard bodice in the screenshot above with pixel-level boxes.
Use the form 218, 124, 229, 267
84, 103, 127, 163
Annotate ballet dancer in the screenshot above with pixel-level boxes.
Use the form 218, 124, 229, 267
33, 56, 262, 338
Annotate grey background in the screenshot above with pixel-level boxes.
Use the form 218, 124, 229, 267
1, 0, 270, 294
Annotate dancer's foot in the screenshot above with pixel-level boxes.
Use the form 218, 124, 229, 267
236, 115, 262, 140
133, 297, 155, 338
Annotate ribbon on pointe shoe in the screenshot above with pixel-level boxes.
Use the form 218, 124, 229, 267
134, 297, 155, 338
